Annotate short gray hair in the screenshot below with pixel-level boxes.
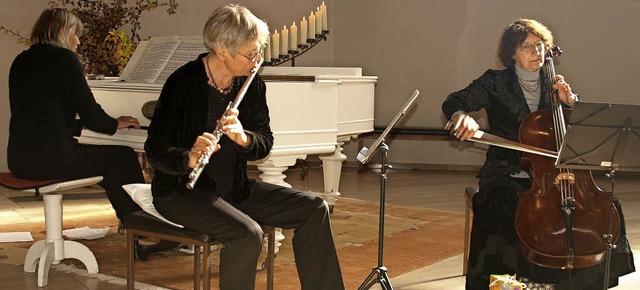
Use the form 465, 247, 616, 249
203, 4, 269, 55
30, 8, 83, 50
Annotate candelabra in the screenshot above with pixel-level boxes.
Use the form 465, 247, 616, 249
265, 30, 329, 67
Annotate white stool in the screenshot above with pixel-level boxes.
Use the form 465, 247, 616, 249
0, 173, 103, 287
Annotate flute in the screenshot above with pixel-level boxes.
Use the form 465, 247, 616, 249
186, 58, 263, 190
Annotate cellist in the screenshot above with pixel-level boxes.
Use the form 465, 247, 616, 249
442, 19, 635, 289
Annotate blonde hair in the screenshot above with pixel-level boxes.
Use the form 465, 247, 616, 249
203, 4, 269, 55
30, 8, 83, 50
498, 19, 554, 67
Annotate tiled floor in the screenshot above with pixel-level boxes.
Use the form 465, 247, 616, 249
1, 166, 638, 289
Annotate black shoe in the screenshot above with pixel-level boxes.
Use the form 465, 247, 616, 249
134, 239, 181, 261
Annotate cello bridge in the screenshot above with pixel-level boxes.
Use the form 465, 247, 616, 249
554, 173, 576, 185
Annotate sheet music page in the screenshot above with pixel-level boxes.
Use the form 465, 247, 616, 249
125, 37, 180, 83
155, 37, 207, 84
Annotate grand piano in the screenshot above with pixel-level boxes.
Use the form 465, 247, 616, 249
79, 66, 377, 208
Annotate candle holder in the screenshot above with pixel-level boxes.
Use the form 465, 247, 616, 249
267, 30, 329, 67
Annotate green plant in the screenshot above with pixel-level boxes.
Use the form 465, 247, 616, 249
2, 0, 179, 76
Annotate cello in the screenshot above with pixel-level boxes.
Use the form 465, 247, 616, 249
514, 47, 620, 269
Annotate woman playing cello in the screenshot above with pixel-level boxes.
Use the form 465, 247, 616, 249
442, 19, 634, 289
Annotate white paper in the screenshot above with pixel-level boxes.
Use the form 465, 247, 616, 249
62, 226, 110, 240
0, 232, 34, 243
119, 36, 207, 84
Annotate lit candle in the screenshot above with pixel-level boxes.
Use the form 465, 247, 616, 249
315, 6, 322, 35
300, 16, 308, 44
280, 25, 288, 55
289, 21, 297, 51
271, 29, 279, 59
308, 11, 315, 39
264, 37, 271, 61
320, 1, 328, 31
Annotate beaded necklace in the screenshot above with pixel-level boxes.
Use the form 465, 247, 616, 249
204, 55, 234, 95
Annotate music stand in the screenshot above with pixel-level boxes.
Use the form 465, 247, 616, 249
356, 89, 420, 290
556, 101, 640, 290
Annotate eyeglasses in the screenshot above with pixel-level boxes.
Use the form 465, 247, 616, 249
238, 46, 265, 62
519, 41, 545, 53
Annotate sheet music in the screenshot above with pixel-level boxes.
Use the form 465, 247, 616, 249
155, 38, 208, 84
119, 36, 207, 84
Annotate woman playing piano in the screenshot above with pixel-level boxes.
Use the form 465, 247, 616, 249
7, 8, 177, 257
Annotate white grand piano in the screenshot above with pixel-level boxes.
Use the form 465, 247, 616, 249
79, 66, 376, 208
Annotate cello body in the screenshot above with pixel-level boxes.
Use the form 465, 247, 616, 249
515, 107, 620, 269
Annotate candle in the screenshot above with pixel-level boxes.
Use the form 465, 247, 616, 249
315, 7, 322, 35
280, 25, 288, 55
300, 16, 308, 44
308, 11, 315, 39
271, 29, 279, 59
320, 1, 328, 31
289, 21, 297, 50
264, 37, 271, 61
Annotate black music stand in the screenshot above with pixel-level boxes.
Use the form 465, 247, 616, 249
556, 101, 640, 290
356, 89, 420, 290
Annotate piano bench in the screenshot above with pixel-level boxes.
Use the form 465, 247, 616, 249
0, 172, 103, 287
122, 211, 276, 290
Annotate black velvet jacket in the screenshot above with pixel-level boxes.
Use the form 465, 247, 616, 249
442, 65, 553, 177
145, 53, 273, 200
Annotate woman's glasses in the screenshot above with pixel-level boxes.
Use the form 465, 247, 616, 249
519, 41, 545, 54
238, 46, 265, 62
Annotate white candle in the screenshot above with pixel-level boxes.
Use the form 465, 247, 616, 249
271, 29, 279, 59
280, 25, 288, 55
264, 37, 271, 61
300, 16, 308, 43
320, 1, 328, 31
289, 21, 297, 50
315, 7, 322, 35
308, 11, 315, 39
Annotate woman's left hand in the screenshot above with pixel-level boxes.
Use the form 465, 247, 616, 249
220, 108, 250, 147
554, 75, 577, 105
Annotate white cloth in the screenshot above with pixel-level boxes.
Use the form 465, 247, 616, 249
122, 183, 184, 228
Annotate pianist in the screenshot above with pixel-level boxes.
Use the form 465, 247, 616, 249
144, 4, 344, 290
8, 9, 145, 225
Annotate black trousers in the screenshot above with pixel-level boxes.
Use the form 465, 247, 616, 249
153, 181, 345, 290
11, 144, 144, 220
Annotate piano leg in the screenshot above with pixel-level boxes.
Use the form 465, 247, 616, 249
256, 156, 304, 188
319, 140, 348, 212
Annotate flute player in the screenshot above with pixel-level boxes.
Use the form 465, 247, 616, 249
143, 4, 345, 290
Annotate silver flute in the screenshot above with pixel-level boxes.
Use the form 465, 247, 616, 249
186, 58, 263, 190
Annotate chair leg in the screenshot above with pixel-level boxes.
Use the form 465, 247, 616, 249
194, 245, 201, 290
266, 228, 275, 290
463, 199, 471, 275
127, 232, 135, 290
203, 244, 211, 290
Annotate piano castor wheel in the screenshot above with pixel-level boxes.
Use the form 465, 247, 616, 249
329, 204, 335, 214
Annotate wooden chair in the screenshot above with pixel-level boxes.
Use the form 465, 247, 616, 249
122, 211, 276, 290
0, 172, 103, 287
463, 185, 479, 275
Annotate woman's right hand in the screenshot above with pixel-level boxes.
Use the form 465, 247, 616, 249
444, 112, 479, 141
116, 116, 141, 130
188, 132, 221, 168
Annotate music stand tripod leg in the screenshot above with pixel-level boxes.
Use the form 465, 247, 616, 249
357, 142, 394, 290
